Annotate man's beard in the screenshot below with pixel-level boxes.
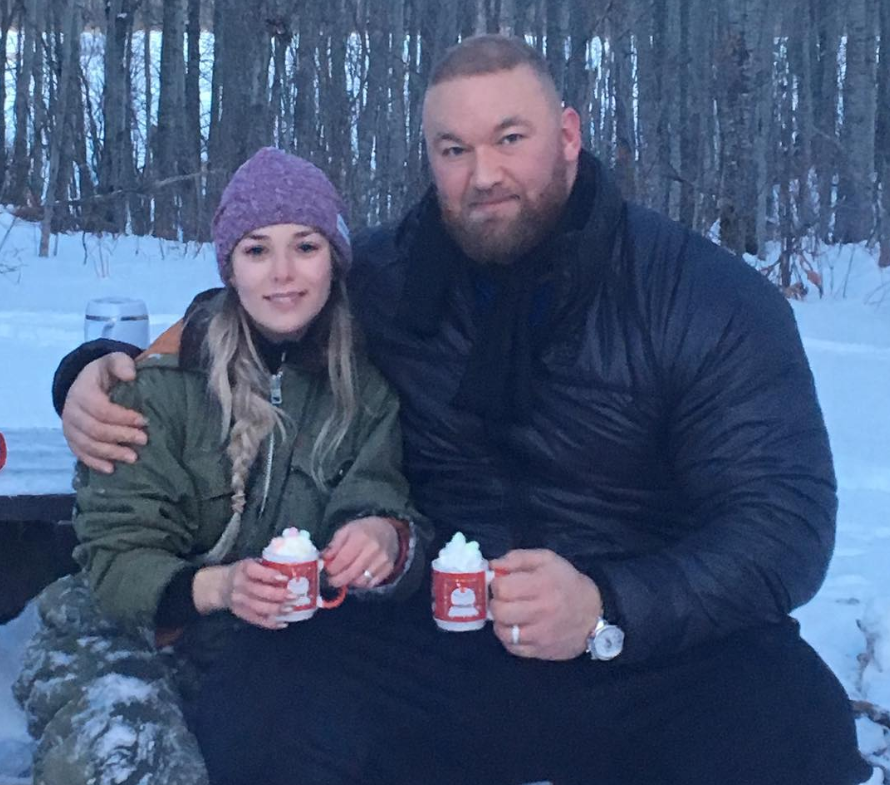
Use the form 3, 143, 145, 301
440, 154, 570, 266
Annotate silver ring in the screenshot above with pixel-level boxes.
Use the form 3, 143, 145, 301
511, 624, 520, 646
362, 569, 374, 581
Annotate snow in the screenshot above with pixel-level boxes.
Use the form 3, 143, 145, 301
1, 213, 888, 780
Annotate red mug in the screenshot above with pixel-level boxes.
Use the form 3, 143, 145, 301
431, 558, 498, 631
261, 555, 347, 622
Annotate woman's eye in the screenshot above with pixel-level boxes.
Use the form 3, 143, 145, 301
243, 245, 266, 257
297, 242, 318, 253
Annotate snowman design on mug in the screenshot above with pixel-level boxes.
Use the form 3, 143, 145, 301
287, 576, 312, 609
448, 585, 480, 618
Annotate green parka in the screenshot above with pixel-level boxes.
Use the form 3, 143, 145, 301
71, 292, 430, 630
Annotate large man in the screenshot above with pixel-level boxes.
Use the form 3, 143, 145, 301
50, 35, 870, 785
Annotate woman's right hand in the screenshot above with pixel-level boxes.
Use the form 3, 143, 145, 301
193, 560, 292, 630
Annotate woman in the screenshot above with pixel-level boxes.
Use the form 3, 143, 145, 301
14, 148, 430, 785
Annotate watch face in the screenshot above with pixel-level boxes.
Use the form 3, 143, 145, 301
593, 625, 625, 660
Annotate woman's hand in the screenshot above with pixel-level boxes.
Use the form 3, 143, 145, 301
323, 517, 402, 589
193, 560, 292, 629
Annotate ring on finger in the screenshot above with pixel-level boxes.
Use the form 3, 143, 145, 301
362, 569, 374, 582
511, 624, 521, 646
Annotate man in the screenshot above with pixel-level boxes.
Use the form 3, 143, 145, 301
50, 35, 870, 785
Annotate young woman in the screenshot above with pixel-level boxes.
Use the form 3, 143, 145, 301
14, 148, 429, 785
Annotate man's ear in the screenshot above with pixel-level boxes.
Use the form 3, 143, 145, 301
560, 107, 582, 162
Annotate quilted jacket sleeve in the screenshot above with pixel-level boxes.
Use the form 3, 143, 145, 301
587, 231, 836, 663
72, 365, 205, 629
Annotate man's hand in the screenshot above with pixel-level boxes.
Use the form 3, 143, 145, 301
323, 517, 401, 589
488, 549, 603, 661
62, 352, 147, 473
193, 561, 291, 630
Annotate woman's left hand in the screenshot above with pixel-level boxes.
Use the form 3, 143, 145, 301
322, 516, 401, 589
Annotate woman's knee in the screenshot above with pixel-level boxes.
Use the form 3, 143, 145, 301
32, 673, 208, 785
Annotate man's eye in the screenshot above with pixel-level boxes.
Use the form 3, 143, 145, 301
442, 146, 465, 158
501, 133, 523, 145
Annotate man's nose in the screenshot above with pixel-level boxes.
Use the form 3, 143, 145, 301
470, 147, 503, 191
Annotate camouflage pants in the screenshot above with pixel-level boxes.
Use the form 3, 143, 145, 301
12, 574, 209, 785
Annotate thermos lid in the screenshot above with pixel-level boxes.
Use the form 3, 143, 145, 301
85, 297, 148, 320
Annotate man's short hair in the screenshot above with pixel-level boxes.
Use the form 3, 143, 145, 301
429, 34, 557, 96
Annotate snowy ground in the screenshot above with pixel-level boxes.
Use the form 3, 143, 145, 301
0, 210, 889, 782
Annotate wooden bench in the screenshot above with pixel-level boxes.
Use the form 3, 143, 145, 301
0, 495, 77, 623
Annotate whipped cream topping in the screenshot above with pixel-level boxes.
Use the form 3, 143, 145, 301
436, 532, 485, 572
264, 527, 317, 560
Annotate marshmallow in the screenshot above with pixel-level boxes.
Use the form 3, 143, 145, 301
264, 527, 318, 561
437, 532, 485, 572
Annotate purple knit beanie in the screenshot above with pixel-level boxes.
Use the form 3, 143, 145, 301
212, 147, 351, 281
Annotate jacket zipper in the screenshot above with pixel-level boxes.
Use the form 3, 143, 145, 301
260, 354, 285, 516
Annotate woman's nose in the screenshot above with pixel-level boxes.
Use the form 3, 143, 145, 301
269, 250, 294, 281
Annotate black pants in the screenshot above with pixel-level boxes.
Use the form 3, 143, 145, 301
192, 591, 871, 785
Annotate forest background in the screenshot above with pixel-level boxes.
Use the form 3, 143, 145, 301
0, 0, 888, 294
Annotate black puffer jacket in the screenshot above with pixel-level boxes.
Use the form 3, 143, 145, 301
348, 155, 836, 664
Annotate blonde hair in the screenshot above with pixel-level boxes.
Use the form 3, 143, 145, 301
199, 251, 358, 565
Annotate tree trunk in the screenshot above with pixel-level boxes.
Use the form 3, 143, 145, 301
405, 0, 427, 204
834, 0, 876, 243
206, 0, 225, 215
609, 0, 635, 199
389, 0, 409, 218
678, 0, 705, 227
319, 0, 349, 197
40, 0, 81, 255
485, 0, 501, 32
6, 0, 39, 206
185, 0, 203, 239
154, 0, 187, 240
878, 0, 890, 266
0, 0, 14, 189
355, 7, 378, 225
72, 56, 98, 232
206, 0, 272, 225
811, 0, 840, 241
790, 0, 817, 235
293, 2, 317, 159
635, 0, 659, 206
512, 0, 532, 37
659, 0, 681, 218
752, 2, 777, 258
130, 4, 152, 236
28, 0, 45, 208
374, 7, 394, 224
718, 0, 769, 256
564, 0, 593, 150
545, 0, 564, 96
98, 0, 135, 233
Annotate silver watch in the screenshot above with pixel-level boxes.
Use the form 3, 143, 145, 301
586, 617, 625, 661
